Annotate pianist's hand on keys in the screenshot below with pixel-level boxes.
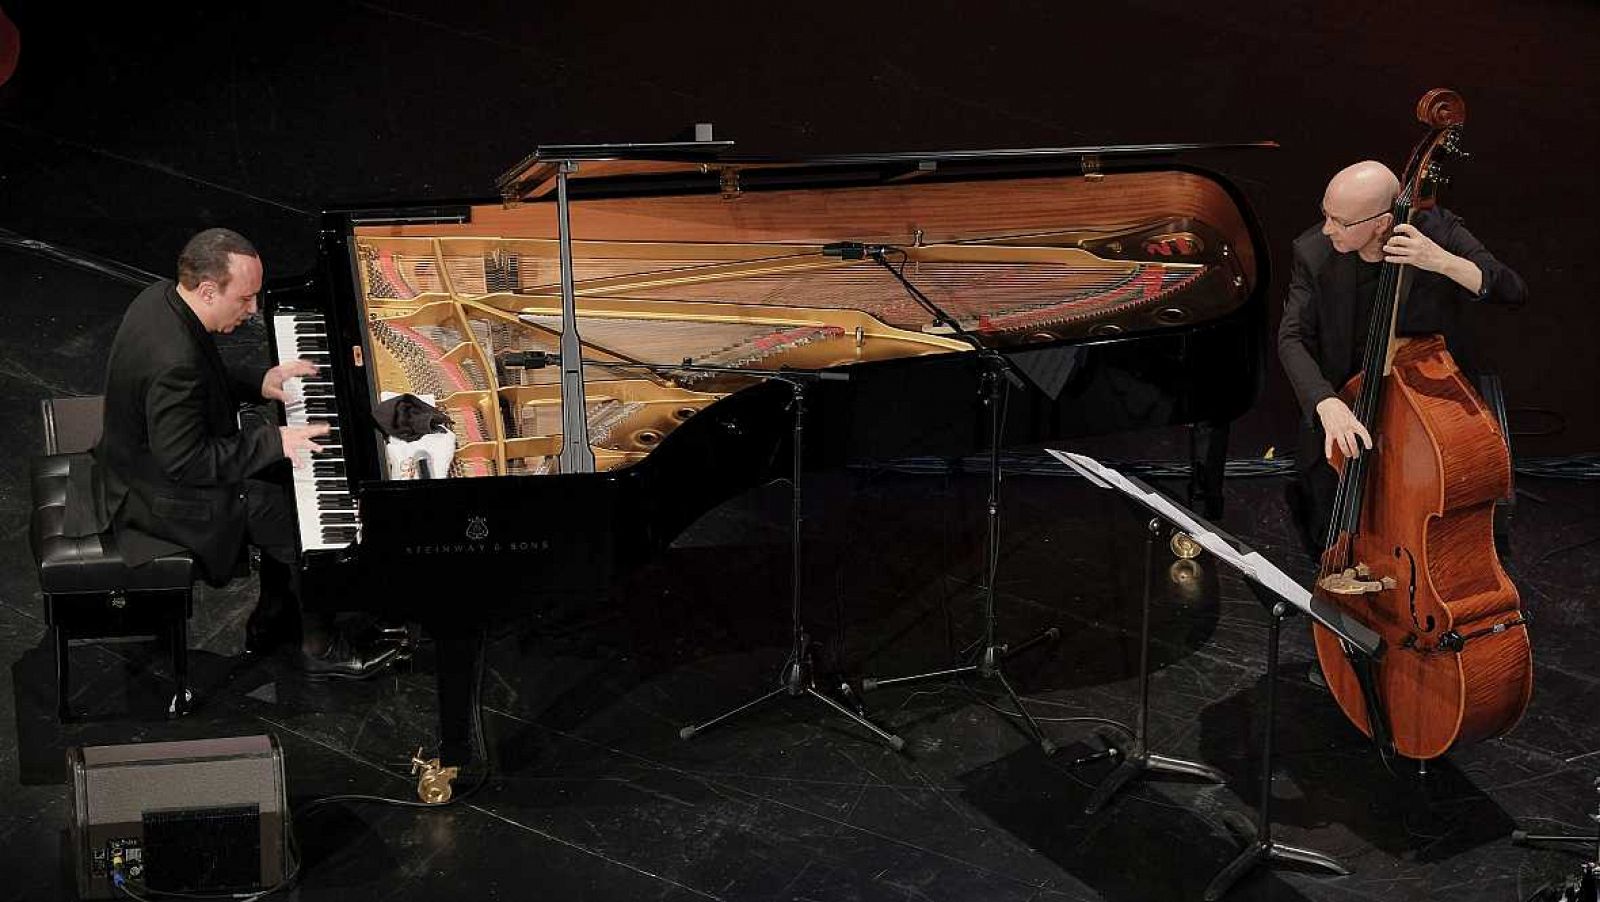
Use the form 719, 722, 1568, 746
276, 361, 333, 469
262, 357, 318, 403
280, 421, 330, 467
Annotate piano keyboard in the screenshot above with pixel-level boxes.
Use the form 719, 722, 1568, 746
272, 312, 359, 551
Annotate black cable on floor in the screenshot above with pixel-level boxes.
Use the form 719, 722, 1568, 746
855, 451, 1600, 481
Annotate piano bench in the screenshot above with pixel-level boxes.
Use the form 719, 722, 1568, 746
29, 452, 195, 721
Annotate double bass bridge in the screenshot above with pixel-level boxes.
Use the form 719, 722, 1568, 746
1318, 563, 1397, 596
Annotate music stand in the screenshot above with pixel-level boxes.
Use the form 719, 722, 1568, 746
1050, 450, 1381, 899
853, 247, 1062, 755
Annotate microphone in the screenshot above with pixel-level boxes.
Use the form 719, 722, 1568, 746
820, 241, 893, 260
502, 350, 557, 368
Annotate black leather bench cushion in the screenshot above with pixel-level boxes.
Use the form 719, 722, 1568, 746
30, 454, 193, 593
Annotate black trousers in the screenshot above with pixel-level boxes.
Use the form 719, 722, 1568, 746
243, 461, 303, 620
1288, 423, 1338, 558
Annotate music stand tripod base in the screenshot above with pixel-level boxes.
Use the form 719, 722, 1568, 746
1202, 601, 1348, 901
1079, 518, 1225, 815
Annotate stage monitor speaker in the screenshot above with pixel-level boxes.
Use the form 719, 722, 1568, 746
67, 735, 289, 899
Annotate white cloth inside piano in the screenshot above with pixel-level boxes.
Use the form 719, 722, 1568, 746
381, 391, 457, 479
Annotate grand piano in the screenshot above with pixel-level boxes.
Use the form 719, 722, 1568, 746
264, 138, 1271, 762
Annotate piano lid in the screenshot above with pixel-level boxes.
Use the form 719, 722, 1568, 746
497, 136, 1278, 204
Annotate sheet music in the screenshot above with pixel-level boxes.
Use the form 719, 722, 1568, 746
1046, 449, 1315, 620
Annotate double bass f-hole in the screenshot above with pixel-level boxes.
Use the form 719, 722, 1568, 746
1400, 547, 1429, 634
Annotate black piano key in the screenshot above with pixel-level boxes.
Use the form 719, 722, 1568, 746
321, 530, 358, 543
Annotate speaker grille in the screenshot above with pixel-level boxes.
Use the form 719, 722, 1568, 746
142, 804, 262, 892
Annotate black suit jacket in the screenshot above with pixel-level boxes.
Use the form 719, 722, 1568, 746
65, 280, 281, 578
1276, 207, 1527, 470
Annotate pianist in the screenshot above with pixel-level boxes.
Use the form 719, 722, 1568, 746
1278, 160, 1527, 553
64, 228, 398, 678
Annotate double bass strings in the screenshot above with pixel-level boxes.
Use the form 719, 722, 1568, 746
1324, 196, 1413, 552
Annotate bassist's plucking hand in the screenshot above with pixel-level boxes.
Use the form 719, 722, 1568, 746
1316, 396, 1373, 461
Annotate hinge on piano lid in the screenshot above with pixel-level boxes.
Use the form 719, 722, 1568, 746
352, 345, 363, 368
1081, 154, 1104, 181
719, 166, 741, 199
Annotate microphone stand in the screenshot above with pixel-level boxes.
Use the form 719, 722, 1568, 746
851, 247, 1061, 755
568, 355, 904, 751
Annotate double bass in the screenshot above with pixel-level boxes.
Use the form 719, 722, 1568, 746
1311, 89, 1532, 761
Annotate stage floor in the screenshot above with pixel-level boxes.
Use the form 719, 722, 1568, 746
2, 245, 1598, 901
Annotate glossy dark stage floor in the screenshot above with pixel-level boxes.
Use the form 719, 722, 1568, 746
2, 247, 1599, 901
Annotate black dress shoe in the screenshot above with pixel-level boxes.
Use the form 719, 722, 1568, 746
297, 633, 402, 681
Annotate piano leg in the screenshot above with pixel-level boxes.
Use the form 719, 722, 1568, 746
432, 627, 482, 767
1188, 419, 1230, 521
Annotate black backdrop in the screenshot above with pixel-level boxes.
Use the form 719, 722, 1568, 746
1, 0, 1594, 455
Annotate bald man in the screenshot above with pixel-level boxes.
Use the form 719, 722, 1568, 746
1278, 160, 1527, 553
